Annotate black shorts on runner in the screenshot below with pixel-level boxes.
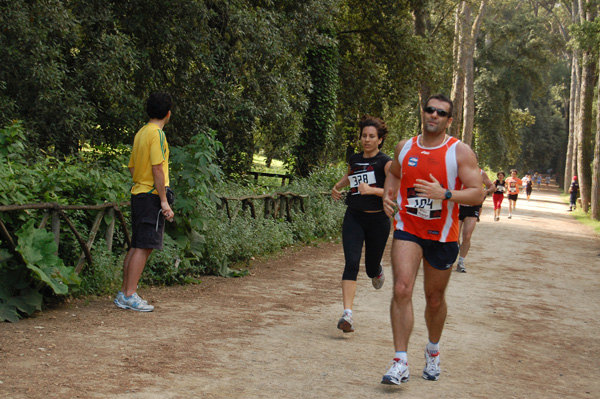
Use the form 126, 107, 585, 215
130, 193, 166, 250
508, 194, 518, 201
459, 205, 481, 221
393, 230, 459, 270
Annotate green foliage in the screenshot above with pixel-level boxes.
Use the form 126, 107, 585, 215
16, 220, 81, 295
0, 220, 80, 322
474, 1, 570, 172
295, 31, 340, 177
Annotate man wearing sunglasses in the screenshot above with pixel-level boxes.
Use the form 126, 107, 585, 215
381, 94, 484, 385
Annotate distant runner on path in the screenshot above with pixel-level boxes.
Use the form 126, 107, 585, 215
505, 169, 522, 219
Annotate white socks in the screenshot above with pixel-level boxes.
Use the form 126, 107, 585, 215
395, 351, 408, 364
427, 341, 440, 354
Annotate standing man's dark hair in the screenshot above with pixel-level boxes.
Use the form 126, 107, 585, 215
146, 92, 173, 119
114, 92, 174, 312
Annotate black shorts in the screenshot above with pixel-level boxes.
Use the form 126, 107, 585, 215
130, 193, 165, 250
393, 230, 459, 270
507, 193, 518, 201
459, 205, 481, 221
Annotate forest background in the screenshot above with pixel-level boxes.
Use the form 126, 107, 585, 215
1, 0, 600, 322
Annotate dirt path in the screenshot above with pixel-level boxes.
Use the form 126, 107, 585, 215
1, 185, 599, 399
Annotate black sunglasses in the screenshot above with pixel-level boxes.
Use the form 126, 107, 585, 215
424, 106, 450, 117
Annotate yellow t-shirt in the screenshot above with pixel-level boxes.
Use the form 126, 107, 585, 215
128, 123, 170, 195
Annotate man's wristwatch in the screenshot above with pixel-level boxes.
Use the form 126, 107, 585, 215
444, 189, 452, 200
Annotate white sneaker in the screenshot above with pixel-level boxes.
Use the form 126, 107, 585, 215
381, 358, 410, 385
456, 260, 466, 273
508, 214, 512, 219
114, 291, 147, 306
423, 348, 440, 381
372, 268, 385, 290
115, 293, 154, 312
337, 314, 354, 333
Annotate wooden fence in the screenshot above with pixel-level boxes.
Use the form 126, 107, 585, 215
0, 192, 319, 272
247, 171, 293, 186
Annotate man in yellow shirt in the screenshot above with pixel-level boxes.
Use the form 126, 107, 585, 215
114, 92, 174, 312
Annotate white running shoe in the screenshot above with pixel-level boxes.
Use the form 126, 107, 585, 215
337, 314, 354, 333
381, 358, 410, 385
114, 291, 147, 306
372, 268, 385, 290
115, 292, 154, 312
423, 348, 440, 381
508, 213, 512, 219
456, 261, 466, 273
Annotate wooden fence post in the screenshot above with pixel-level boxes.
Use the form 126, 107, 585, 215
75, 209, 105, 273
51, 210, 60, 254
105, 207, 115, 252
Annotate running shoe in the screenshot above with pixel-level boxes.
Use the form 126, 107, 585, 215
113, 291, 125, 307
381, 358, 410, 385
115, 292, 154, 312
495, 216, 499, 221
114, 291, 147, 306
423, 348, 440, 381
337, 314, 354, 333
456, 260, 466, 273
372, 268, 385, 290
508, 214, 512, 219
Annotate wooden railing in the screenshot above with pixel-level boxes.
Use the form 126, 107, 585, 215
0, 192, 323, 271
247, 171, 293, 186
0, 202, 130, 273
218, 192, 308, 222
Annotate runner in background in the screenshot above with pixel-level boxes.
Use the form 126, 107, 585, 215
568, 176, 579, 212
524, 173, 533, 201
505, 169, 522, 219
456, 169, 495, 273
331, 115, 392, 334
493, 171, 506, 221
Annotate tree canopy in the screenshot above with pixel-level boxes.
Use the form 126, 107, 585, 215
1, 0, 597, 195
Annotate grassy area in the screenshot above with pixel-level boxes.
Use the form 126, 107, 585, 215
561, 194, 600, 236
252, 154, 288, 174
250, 154, 291, 188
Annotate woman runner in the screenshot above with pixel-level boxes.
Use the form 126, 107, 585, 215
331, 115, 392, 333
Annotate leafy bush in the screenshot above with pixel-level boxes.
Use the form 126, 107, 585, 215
0, 121, 347, 321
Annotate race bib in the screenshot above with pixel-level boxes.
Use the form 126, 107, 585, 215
406, 195, 443, 220
349, 170, 376, 188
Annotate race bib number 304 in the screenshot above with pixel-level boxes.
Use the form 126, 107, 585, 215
349, 171, 376, 188
406, 192, 443, 220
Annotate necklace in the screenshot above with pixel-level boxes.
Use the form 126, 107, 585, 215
419, 134, 448, 148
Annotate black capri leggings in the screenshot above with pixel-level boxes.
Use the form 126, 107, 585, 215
342, 207, 391, 281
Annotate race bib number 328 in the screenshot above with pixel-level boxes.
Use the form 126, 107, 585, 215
349, 171, 376, 188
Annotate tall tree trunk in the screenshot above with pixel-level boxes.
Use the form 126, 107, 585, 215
591, 50, 600, 219
413, 5, 430, 108
565, 0, 580, 189
576, 0, 597, 212
450, 2, 469, 138
572, 53, 582, 181
564, 52, 578, 190
461, 0, 488, 147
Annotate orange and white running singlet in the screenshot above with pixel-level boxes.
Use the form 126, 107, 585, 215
394, 135, 462, 242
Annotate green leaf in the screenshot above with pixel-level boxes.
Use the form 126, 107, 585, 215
0, 302, 20, 323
